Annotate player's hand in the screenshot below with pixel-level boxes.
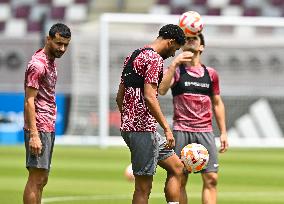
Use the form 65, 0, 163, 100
164, 129, 175, 149
219, 132, 228, 153
29, 132, 42, 156
171, 51, 193, 67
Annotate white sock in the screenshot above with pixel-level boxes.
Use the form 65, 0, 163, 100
167, 202, 179, 204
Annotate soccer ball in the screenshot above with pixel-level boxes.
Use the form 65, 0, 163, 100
178, 11, 204, 36
180, 143, 209, 173
124, 163, 135, 181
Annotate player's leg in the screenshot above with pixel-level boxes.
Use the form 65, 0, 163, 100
23, 131, 55, 204
121, 132, 159, 204
179, 171, 188, 204
201, 172, 218, 204
158, 154, 184, 203
197, 132, 219, 204
173, 131, 194, 204
23, 168, 49, 204
133, 175, 153, 204
156, 132, 184, 203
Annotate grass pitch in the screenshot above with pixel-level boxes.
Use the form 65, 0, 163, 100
0, 145, 284, 204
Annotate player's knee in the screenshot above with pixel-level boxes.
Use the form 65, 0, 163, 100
178, 161, 185, 174
35, 175, 48, 190
28, 170, 49, 189
204, 174, 218, 188
135, 184, 152, 197
171, 161, 184, 177
34, 174, 49, 189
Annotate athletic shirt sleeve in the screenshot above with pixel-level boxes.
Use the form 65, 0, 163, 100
25, 61, 45, 90
207, 67, 220, 95
120, 48, 163, 86
133, 49, 163, 85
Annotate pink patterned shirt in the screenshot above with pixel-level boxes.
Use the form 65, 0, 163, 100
24, 49, 57, 132
120, 46, 164, 132
170, 65, 220, 132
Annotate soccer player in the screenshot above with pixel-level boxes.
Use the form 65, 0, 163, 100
23, 23, 71, 204
159, 33, 229, 204
116, 24, 193, 204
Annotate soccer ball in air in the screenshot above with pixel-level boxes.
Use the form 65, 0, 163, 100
178, 11, 204, 36
181, 143, 209, 173
124, 163, 135, 182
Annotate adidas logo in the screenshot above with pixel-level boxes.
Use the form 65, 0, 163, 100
227, 99, 284, 147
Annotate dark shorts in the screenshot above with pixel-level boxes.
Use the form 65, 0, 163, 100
174, 131, 218, 173
24, 130, 55, 170
121, 131, 175, 176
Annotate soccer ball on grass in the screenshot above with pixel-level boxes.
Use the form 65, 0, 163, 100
178, 11, 204, 36
181, 143, 209, 173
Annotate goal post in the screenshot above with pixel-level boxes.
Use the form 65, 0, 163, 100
60, 13, 284, 147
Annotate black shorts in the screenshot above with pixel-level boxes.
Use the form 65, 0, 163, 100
121, 131, 174, 176
24, 130, 55, 170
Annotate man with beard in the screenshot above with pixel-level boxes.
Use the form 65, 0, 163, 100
23, 23, 71, 204
116, 24, 193, 204
159, 33, 229, 204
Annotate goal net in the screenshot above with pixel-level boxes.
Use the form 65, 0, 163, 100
59, 13, 284, 147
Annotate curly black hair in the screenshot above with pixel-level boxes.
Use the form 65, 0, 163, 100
49, 23, 71, 39
158, 24, 186, 46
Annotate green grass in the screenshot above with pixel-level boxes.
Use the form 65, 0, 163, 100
1, 146, 284, 204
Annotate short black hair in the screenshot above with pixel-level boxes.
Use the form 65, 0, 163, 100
49, 23, 71, 39
198, 32, 205, 47
158, 24, 186, 45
